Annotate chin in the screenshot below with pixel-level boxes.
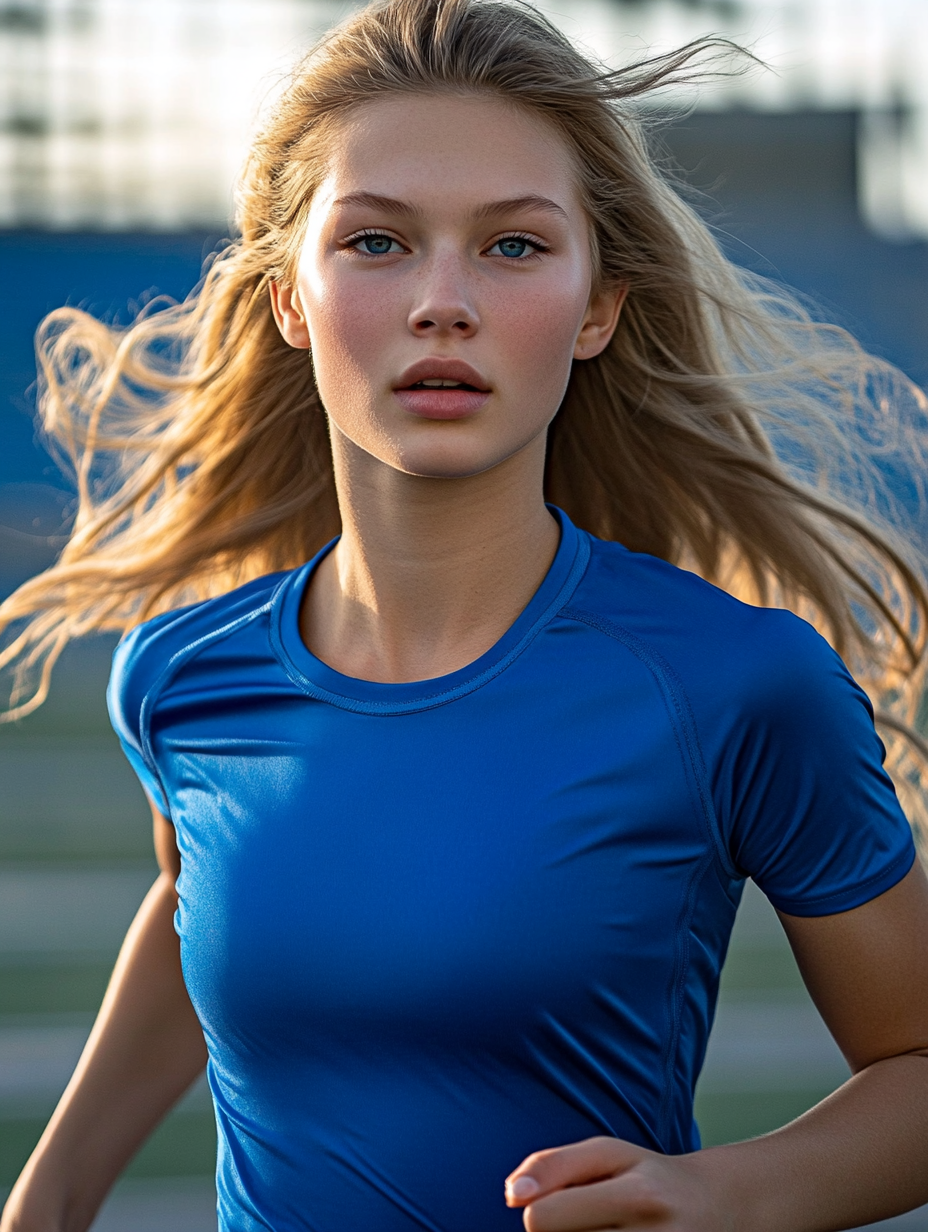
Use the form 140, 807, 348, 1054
390, 439, 521, 480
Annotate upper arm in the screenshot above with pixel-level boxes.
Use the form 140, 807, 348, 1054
777, 862, 928, 1071
715, 618, 915, 916
152, 800, 181, 887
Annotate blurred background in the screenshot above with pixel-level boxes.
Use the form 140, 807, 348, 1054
2, 0, 928, 1227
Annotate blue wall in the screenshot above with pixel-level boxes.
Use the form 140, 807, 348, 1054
664, 110, 928, 388
0, 231, 216, 488
0, 232, 217, 595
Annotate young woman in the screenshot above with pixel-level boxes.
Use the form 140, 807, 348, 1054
3, 0, 928, 1228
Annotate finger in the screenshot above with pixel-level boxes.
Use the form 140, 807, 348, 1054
521, 1174, 671, 1232
505, 1136, 648, 1206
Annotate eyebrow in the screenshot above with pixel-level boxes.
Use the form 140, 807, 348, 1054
472, 195, 569, 222
333, 192, 423, 218
333, 191, 569, 222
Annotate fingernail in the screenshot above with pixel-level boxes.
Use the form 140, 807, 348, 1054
508, 1176, 541, 1200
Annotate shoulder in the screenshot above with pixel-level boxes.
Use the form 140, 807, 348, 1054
107, 570, 289, 745
569, 537, 914, 912
570, 534, 860, 723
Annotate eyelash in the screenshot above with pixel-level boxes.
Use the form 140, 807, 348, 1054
488, 231, 549, 258
341, 229, 551, 257
342, 229, 407, 255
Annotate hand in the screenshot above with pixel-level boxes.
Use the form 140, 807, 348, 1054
504, 1136, 738, 1232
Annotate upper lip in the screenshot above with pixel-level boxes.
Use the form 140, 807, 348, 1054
394, 359, 491, 392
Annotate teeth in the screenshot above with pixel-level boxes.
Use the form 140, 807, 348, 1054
419, 379, 464, 388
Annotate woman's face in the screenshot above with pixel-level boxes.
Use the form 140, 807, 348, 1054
272, 92, 624, 480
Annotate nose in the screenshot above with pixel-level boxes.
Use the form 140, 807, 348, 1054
407, 255, 479, 338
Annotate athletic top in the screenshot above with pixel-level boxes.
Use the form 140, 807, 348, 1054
108, 507, 915, 1232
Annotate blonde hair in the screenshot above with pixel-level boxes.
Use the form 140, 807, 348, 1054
3, 0, 928, 835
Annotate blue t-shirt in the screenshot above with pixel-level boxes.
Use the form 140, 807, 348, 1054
108, 508, 915, 1232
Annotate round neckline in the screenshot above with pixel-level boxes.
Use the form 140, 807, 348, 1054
268, 506, 589, 715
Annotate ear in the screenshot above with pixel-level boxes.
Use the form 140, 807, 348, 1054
573, 283, 628, 361
269, 280, 311, 350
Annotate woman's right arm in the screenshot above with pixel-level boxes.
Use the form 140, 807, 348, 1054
1, 806, 208, 1232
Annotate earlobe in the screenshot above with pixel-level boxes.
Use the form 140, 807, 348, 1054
573, 284, 628, 361
269, 281, 312, 351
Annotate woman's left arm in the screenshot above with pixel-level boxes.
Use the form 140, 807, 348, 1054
506, 863, 928, 1232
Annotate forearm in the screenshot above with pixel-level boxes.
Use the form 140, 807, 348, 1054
2, 873, 208, 1232
699, 1053, 928, 1232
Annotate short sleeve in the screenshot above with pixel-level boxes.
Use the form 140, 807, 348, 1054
107, 623, 172, 818
713, 613, 916, 916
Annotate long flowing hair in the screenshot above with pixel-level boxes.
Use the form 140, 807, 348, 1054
3, 0, 928, 836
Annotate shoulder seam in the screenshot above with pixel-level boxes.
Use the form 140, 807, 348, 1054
559, 604, 734, 876
137, 588, 284, 797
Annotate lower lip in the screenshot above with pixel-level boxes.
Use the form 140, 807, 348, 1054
394, 389, 490, 419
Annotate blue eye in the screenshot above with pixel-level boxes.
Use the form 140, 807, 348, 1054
490, 236, 539, 259
355, 234, 400, 255
492, 241, 527, 261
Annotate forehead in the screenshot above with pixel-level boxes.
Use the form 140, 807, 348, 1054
313, 92, 582, 216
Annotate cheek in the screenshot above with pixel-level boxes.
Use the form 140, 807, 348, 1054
303, 274, 401, 414
491, 278, 588, 407
300, 255, 590, 437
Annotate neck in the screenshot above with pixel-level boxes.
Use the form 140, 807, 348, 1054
301, 427, 559, 683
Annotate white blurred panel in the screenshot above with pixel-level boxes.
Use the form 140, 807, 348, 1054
0, 0, 353, 228
1, 1, 928, 229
